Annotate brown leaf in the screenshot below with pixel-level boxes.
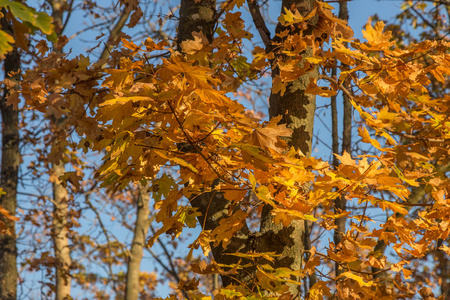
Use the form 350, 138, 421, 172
127, 7, 143, 28
246, 116, 291, 153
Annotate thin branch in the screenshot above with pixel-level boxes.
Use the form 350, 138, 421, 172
166, 100, 242, 186
84, 195, 119, 295
247, 0, 272, 48
60, 0, 74, 33
99, 4, 134, 61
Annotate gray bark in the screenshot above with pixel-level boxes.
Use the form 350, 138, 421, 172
263, 0, 317, 296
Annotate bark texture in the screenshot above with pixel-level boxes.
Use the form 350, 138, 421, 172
190, 189, 255, 287
262, 0, 317, 296
51, 2, 72, 298
52, 163, 72, 300
177, 0, 216, 47
0, 13, 20, 300
124, 184, 151, 300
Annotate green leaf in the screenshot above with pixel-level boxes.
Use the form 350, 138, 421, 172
153, 174, 176, 202
34, 11, 54, 35
178, 207, 200, 228
0, 0, 54, 35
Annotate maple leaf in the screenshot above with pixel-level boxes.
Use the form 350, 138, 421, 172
211, 210, 248, 248
278, 7, 316, 26
361, 18, 394, 50
245, 116, 291, 153
306, 79, 338, 97
308, 281, 331, 300
334, 151, 355, 166
180, 32, 209, 54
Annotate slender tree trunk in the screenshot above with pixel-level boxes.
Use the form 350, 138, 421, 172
124, 184, 151, 300
333, 0, 350, 277
339, 2, 351, 156
0, 13, 20, 300
50, 2, 72, 299
52, 163, 72, 300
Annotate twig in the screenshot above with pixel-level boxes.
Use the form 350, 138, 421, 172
247, 0, 272, 49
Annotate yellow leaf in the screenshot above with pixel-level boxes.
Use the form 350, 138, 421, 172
334, 151, 356, 166
362, 17, 393, 47
278, 7, 316, 26
211, 210, 248, 248
336, 272, 373, 287
155, 150, 198, 174
377, 200, 408, 215
308, 281, 331, 300
358, 127, 382, 150
273, 208, 317, 226
0, 30, 14, 58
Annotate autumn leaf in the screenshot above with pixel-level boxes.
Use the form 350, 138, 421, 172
211, 210, 248, 248
0, 30, 14, 57
180, 31, 208, 54
361, 18, 393, 49
126, 6, 143, 28
245, 116, 291, 153
306, 79, 338, 97
58, 171, 83, 191
336, 272, 373, 287
308, 281, 331, 300
278, 6, 316, 26
0, 204, 19, 222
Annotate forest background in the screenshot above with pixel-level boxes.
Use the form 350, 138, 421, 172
0, 0, 449, 299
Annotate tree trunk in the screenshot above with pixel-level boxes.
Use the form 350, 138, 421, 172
50, 2, 72, 299
124, 184, 151, 300
261, 0, 317, 296
178, 0, 317, 296
177, 0, 260, 289
52, 163, 72, 300
333, 0, 350, 277
0, 13, 20, 300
